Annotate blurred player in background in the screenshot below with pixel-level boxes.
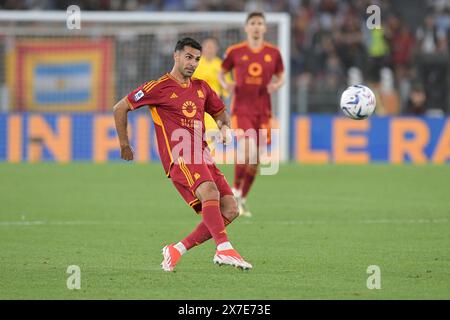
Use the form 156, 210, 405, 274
219, 12, 285, 217
113, 37, 252, 271
193, 37, 231, 149
194, 37, 229, 99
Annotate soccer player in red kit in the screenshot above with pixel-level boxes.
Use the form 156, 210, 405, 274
113, 38, 252, 271
219, 12, 285, 217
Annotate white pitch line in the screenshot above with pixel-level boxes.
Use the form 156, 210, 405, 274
0, 220, 107, 226
357, 218, 448, 224
0, 218, 447, 227
243, 218, 449, 225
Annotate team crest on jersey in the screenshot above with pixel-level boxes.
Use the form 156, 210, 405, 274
264, 54, 272, 62
248, 62, 263, 77
242, 55, 249, 61
134, 90, 144, 102
182, 100, 197, 118
197, 89, 204, 99
170, 92, 178, 99
194, 173, 201, 180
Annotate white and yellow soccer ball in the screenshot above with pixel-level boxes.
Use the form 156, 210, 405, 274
340, 85, 376, 120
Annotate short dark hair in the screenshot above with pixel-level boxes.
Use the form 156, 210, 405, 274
246, 11, 265, 23
174, 37, 202, 52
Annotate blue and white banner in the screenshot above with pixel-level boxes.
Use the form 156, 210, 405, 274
33, 63, 92, 105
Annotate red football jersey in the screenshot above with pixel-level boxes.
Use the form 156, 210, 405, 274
222, 41, 284, 117
125, 73, 226, 176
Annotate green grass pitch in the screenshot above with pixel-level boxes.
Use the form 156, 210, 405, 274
0, 163, 449, 299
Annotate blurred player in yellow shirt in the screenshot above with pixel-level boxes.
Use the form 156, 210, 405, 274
193, 37, 230, 149
194, 37, 228, 98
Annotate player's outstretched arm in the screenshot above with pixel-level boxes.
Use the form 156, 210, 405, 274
113, 98, 134, 161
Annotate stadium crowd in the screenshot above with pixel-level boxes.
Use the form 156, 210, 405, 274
2, 0, 449, 115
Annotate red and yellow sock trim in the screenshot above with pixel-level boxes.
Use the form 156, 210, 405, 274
202, 199, 220, 208
222, 215, 231, 226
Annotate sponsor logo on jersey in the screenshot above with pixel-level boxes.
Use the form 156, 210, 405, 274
134, 90, 144, 102
182, 100, 197, 118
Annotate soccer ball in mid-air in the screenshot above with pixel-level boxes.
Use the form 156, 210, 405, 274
340, 85, 376, 120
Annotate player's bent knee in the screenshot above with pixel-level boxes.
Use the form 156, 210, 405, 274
196, 181, 220, 201
222, 201, 239, 221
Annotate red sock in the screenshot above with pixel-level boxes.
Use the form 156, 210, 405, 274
181, 222, 210, 250
199, 199, 228, 246
241, 166, 257, 198
234, 164, 247, 190
181, 215, 231, 250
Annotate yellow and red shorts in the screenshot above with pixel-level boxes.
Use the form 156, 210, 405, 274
170, 158, 233, 213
